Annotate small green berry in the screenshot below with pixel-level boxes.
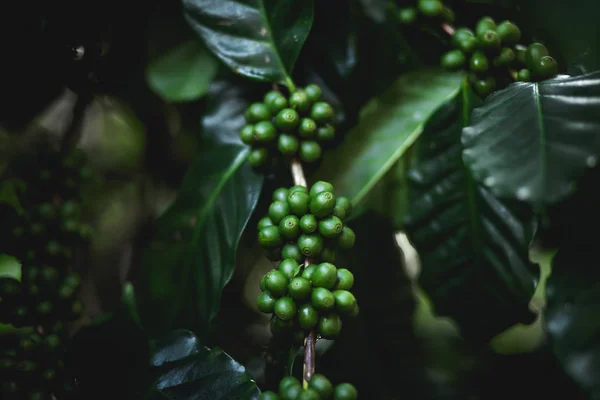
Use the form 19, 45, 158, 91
452, 28, 474, 47
470, 51, 489, 73
525, 42, 549, 70
337, 226, 356, 249
334, 383, 358, 400
310, 191, 337, 218
248, 148, 269, 168
475, 17, 496, 36
278, 259, 301, 280
280, 380, 302, 400
398, 7, 417, 24
310, 102, 334, 124
300, 214, 318, 233
269, 201, 290, 225
278, 134, 299, 156
310, 181, 334, 197
282, 243, 303, 262
260, 273, 269, 291
273, 188, 289, 202
534, 56, 558, 79
274, 297, 297, 321
311, 262, 338, 289
254, 121, 277, 142
316, 124, 336, 142
240, 125, 255, 145
309, 374, 333, 399
302, 264, 317, 280
477, 30, 501, 51
259, 226, 282, 248
299, 141, 322, 163
493, 47, 516, 67
318, 216, 343, 238
304, 84, 323, 103
289, 185, 309, 195
441, 49, 466, 70
333, 197, 352, 220
473, 76, 497, 98
289, 90, 311, 112
458, 35, 477, 53
319, 246, 336, 263
298, 234, 324, 257
515, 44, 527, 65
334, 290, 357, 314
288, 191, 310, 216
334, 269, 355, 291
279, 215, 301, 239
496, 21, 521, 45
265, 270, 288, 297
257, 291, 277, 313
517, 68, 532, 82
275, 108, 300, 131
318, 313, 342, 339
264, 91, 288, 114
279, 376, 301, 393
245, 103, 271, 123
311, 287, 335, 310
418, 0, 443, 17
259, 391, 279, 400
298, 118, 318, 138
288, 277, 312, 300
298, 389, 320, 400
298, 303, 319, 329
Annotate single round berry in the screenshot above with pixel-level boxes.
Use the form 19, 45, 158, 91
493, 47, 515, 67
280, 381, 302, 400
269, 201, 291, 225
245, 103, 271, 123
259, 391, 279, 400
473, 76, 497, 98
282, 243, 303, 262
264, 91, 288, 114
398, 7, 417, 24
289, 276, 312, 300
248, 148, 269, 168
441, 50, 466, 70
259, 226, 282, 249
418, 0, 443, 17
310, 191, 336, 218
517, 69, 532, 82
300, 214, 318, 233
273, 188, 289, 203
310, 102, 334, 124
311, 287, 335, 310
319, 246, 336, 263
289, 185, 309, 195
333, 197, 352, 220
310, 181, 334, 197
240, 125, 255, 145
302, 264, 317, 280
265, 270, 288, 297
278, 259, 300, 280
311, 262, 338, 289
334, 383, 358, 400
279, 134, 299, 156
299, 118, 318, 138
316, 124, 336, 142
298, 389, 320, 400
452, 28, 474, 47
289, 90, 311, 112
260, 273, 269, 291
525, 42, 549, 70
535, 56, 558, 79
304, 84, 323, 103
298, 234, 324, 257
257, 291, 277, 313
475, 17, 496, 36
275, 108, 300, 131
337, 226, 356, 249
279, 215, 301, 239
298, 303, 319, 329
496, 20, 521, 45
279, 376, 301, 393
319, 216, 344, 238
254, 121, 277, 142
477, 30, 501, 51
299, 141, 322, 163
515, 44, 527, 64
470, 51, 489, 73
334, 269, 355, 290
334, 290, 357, 314
309, 374, 333, 399
318, 313, 342, 339
288, 191, 310, 216
274, 297, 297, 321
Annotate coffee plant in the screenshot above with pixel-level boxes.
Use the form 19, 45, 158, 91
1, 0, 600, 399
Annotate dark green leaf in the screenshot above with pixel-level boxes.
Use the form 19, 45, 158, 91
145, 40, 219, 102
404, 81, 539, 342
150, 330, 260, 400
311, 69, 462, 207
0, 180, 25, 215
183, 0, 314, 85
462, 71, 600, 208
137, 78, 264, 336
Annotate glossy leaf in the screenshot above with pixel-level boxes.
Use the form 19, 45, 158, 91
312, 69, 462, 207
137, 79, 264, 336
150, 330, 260, 400
462, 71, 600, 208
145, 40, 219, 102
544, 239, 600, 398
183, 0, 314, 85
403, 81, 539, 342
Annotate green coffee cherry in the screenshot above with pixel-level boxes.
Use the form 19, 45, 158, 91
239, 124, 254, 145
311, 287, 335, 310
289, 277, 312, 300
279, 259, 301, 280
299, 141, 322, 163
310, 181, 334, 197
264, 91, 288, 114
298, 234, 324, 257
288, 191, 310, 216
337, 226, 356, 249
418, 0, 443, 17
441, 50, 466, 70
473, 76, 497, 98
276, 108, 301, 131
265, 270, 288, 297
525, 42, 549, 70
493, 47, 515, 67
334, 290, 357, 314
260, 273, 269, 291
299, 118, 317, 138
310, 102, 334, 124
248, 148, 269, 168
300, 214, 318, 233
258, 291, 277, 313
259, 226, 282, 248
517, 69, 532, 82
279, 376, 301, 393
470, 51, 489, 73
311, 263, 338, 289
274, 297, 297, 320
334, 383, 358, 400
458, 35, 477, 53
302, 264, 317, 280
298, 303, 319, 329
298, 389, 320, 400
245, 103, 271, 123
476, 17, 496, 36
310, 191, 336, 218
273, 188, 289, 202
282, 243, 303, 262
279, 134, 299, 156
316, 124, 336, 142
319, 216, 344, 238
452, 28, 474, 47
254, 121, 277, 142
318, 313, 342, 338
515, 44, 527, 65
333, 197, 351, 220
496, 21, 521, 45
280, 215, 301, 239
269, 201, 290, 225
309, 374, 333, 399
398, 7, 417, 24
259, 391, 280, 400
289, 185, 309, 195
477, 30, 501, 51
289, 90, 311, 112
334, 269, 354, 291
534, 56, 558, 79
304, 84, 323, 103
280, 384, 302, 400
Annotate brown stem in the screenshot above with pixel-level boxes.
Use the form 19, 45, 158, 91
441, 22, 455, 36
290, 158, 307, 187
303, 329, 316, 387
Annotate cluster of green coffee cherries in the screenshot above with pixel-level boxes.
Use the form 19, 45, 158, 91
394, 0, 454, 25
260, 374, 358, 400
241, 84, 337, 169
441, 17, 559, 97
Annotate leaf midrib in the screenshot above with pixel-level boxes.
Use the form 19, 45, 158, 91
533, 83, 546, 210
256, 0, 289, 84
